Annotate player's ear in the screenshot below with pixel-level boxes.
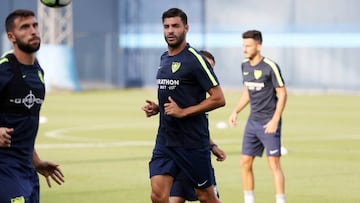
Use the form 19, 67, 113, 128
7, 32, 16, 43
184, 24, 189, 33
256, 43, 262, 52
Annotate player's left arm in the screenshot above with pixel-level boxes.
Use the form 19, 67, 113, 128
210, 138, 226, 161
33, 149, 65, 187
164, 85, 225, 118
264, 86, 287, 134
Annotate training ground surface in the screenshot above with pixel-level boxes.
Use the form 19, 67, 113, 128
36, 89, 360, 203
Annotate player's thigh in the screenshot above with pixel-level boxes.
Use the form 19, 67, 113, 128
259, 120, 282, 156
151, 174, 173, 196
0, 168, 38, 203
242, 120, 264, 156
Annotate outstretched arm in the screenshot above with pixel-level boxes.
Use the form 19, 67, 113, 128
228, 88, 250, 127
33, 149, 65, 187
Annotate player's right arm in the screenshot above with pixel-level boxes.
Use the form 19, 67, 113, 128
0, 127, 13, 147
142, 100, 159, 117
228, 87, 250, 127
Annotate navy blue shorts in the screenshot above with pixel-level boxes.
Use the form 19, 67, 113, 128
242, 119, 282, 157
149, 144, 214, 189
170, 167, 220, 201
0, 166, 39, 203
170, 171, 198, 201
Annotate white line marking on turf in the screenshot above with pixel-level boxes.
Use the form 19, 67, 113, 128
40, 123, 242, 149
44, 123, 154, 142
36, 141, 154, 149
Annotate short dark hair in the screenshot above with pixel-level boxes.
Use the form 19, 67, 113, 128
200, 50, 215, 65
162, 8, 187, 25
242, 30, 262, 44
5, 9, 35, 32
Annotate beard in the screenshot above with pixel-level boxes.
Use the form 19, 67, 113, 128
245, 51, 257, 60
16, 37, 41, 53
165, 30, 186, 49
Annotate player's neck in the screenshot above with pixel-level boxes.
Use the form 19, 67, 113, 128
249, 54, 263, 66
13, 49, 36, 65
168, 41, 187, 56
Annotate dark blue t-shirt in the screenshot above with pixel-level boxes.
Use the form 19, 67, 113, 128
241, 57, 285, 121
156, 44, 219, 148
0, 54, 45, 173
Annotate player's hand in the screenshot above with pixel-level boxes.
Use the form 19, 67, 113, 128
0, 127, 13, 147
164, 96, 184, 118
34, 160, 64, 188
228, 112, 238, 127
142, 100, 159, 117
211, 145, 226, 161
263, 119, 278, 134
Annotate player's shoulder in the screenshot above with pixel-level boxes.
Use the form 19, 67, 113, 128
186, 45, 202, 58
263, 57, 279, 68
185, 46, 208, 65
0, 50, 15, 66
242, 58, 250, 64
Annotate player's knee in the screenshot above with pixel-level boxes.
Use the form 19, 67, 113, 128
196, 188, 219, 203
240, 158, 253, 170
197, 193, 209, 202
150, 191, 167, 203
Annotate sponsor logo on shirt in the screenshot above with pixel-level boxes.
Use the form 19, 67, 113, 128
244, 81, 265, 91
9, 90, 43, 109
157, 79, 180, 90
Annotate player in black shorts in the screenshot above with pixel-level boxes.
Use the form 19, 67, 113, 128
228, 30, 287, 203
143, 8, 225, 203
0, 9, 64, 203
169, 50, 226, 203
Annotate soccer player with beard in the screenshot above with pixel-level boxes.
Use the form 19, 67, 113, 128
0, 9, 64, 203
142, 8, 225, 203
228, 30, 287, 203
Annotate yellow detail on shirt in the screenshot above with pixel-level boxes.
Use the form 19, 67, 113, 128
263, 58, 284, 87
11, 196, 25, 203
188, 47, 218, 86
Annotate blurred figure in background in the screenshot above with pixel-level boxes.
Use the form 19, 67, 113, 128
228, 30, 287, 203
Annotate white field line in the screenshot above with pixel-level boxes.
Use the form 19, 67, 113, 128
40, 123, 241, 149
39, 123, 360, 150
35, 141, 155, 149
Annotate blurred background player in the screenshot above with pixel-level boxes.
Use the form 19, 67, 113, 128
169, 50, 226, 203
228, 30, 287, 203
0, 9, 64, 203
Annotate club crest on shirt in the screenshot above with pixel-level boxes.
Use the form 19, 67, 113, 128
254, 69, 262, 80
172, 62, 181, 73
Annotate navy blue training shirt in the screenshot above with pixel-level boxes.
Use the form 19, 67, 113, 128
241, 57, 285, 121
0, 54, 45, 173
156, 44, 219, 149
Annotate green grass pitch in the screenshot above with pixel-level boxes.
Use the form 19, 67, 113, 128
36, 88, 360, 203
